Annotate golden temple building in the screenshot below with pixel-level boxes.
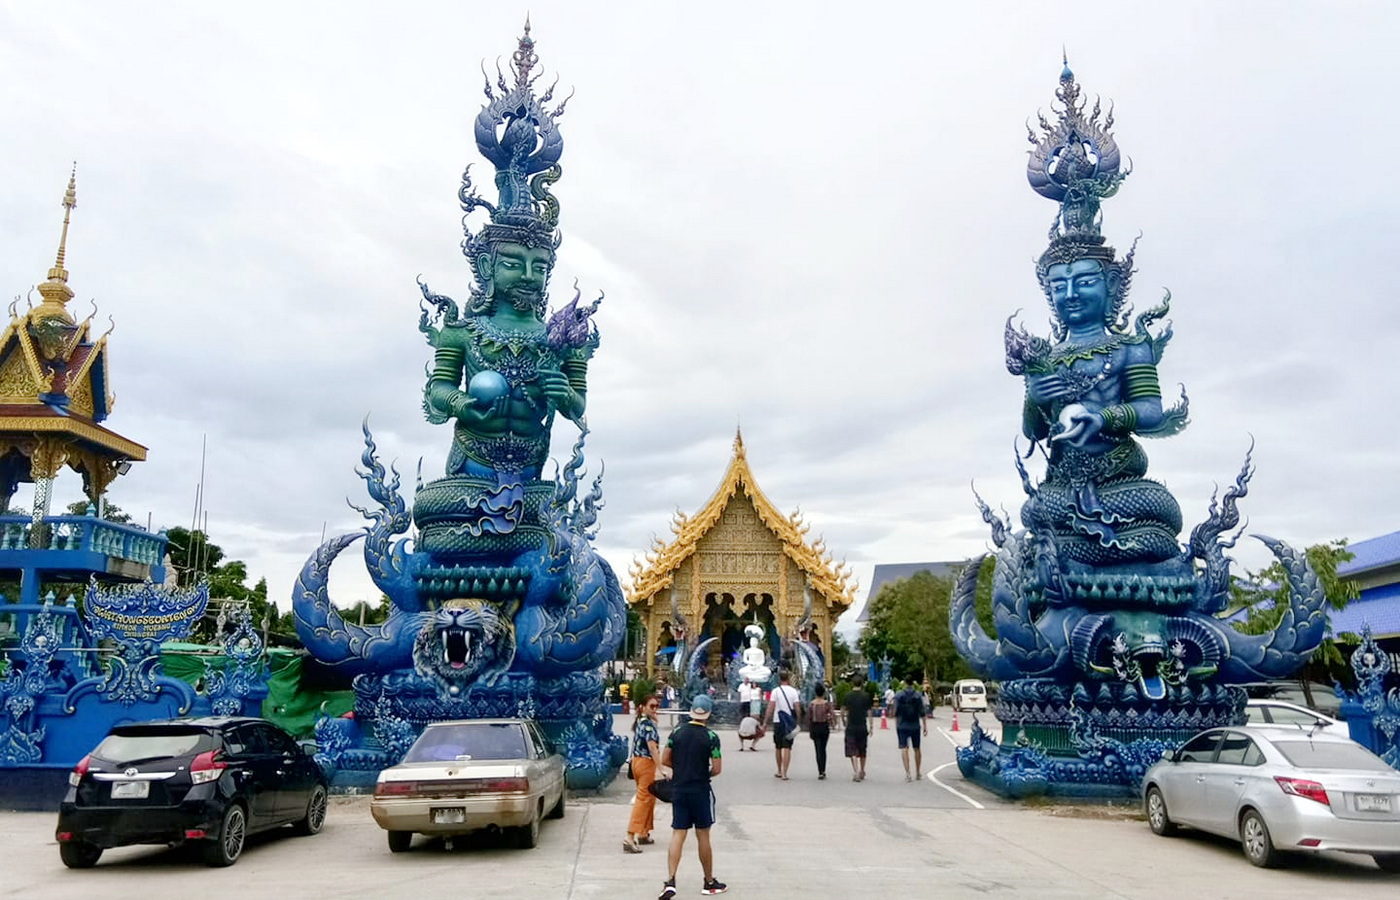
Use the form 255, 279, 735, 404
627, 431, 855, 683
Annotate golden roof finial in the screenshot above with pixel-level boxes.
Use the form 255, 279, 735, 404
36, 165, 78, 311
733, 424, 745, 457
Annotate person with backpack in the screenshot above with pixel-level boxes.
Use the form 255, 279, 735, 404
894, 678, 929, 782
806, 683, 835, 779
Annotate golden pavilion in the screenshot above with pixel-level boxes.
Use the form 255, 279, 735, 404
0, 169, 146, 518
627, 431, 855, 683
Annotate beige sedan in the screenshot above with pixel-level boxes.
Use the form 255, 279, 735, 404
370, 719, 566, 852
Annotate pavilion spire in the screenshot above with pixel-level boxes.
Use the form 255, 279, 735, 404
36, 165, 78, 310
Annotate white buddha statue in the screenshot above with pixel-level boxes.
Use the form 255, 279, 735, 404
737, 623, 772, 684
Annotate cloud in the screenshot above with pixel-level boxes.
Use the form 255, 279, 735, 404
1, 1, 1395, 631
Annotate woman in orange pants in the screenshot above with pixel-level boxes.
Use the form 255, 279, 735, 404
625, 694, 663, 852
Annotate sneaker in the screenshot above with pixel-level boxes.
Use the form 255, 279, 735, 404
624, 839, 642, 854
658, 880, 677, 899
701, 877, 728, 895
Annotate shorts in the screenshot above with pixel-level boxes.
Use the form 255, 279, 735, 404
844, 731, 868, 757
897, 726, 922, 750
773, 727, 795, 749
671, 788, 716, 830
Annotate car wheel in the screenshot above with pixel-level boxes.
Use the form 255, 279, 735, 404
59, 840, 103, 869
1373, 853, 1400, 873
1144, 787, 1177, 837
387, 830, 412, 853
202, 803, 247, 867
546, 789, 565, 820
292, 785, 328, 836
514, 807, 541, 849
1240, 809, 1279, 868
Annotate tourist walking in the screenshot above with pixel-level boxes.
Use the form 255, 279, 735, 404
764, 670, 802, 780
625, 694, 663, 853
658, 695, 727, 898
894, 678, 929, 782
842, 674, 873, 781
806, 683, 834, 779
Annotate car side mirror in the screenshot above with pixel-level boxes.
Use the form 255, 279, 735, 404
1161, 749, 1177, 763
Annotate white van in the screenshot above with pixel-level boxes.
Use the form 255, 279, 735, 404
953, 679, 989, 712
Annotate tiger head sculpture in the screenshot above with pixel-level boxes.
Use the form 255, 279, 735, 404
412, 598, 515, 694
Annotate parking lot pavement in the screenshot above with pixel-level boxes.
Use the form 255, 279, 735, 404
5, 710, 1394, 898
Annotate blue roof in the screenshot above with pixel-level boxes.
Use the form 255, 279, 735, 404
855, 561, 963, 622
1339, 530, 1400, 578
1330, 581, 1400, 638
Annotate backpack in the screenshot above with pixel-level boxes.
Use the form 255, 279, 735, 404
896, 689, 923, 722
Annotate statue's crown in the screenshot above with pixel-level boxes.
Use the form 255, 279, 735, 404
1027, 59, 1128, 272
461, 20, 572, 259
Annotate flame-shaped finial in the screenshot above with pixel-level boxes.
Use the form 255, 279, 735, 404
513, 17, 538, 90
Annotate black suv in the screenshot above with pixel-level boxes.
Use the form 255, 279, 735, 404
56, 716, 328, 868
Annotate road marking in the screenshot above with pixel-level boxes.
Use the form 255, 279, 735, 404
927, 761, 984, 809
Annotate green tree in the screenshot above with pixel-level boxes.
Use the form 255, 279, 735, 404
1230, 538, 1359, 696
858, 569, 967, 683
63, 499, 132, 523
830, 632, 852, 672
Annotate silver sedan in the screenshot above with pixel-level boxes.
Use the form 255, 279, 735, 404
1142, 725, 1400, 870
370, 719, 566, 852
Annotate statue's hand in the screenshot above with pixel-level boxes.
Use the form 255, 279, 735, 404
455, 393, 509, 425
536, 369, 581, 417
1051, 403, 1102, 447
1026, 373, 1071, 406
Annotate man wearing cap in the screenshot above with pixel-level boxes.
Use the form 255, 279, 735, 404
657, 694, 727, 897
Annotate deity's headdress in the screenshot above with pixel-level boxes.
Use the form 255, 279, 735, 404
1027, 59, 1136, 327
459, 21, 572, 300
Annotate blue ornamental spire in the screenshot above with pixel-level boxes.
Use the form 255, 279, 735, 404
1026, 58, 1126, 251
460, 19, 573, 257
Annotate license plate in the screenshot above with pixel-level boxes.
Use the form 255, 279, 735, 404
111, 780, 149, 799
1356, 793, 1392, 812
431, 807, 466, 824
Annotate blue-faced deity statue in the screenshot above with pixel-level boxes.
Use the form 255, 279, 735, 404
293, 23, 627, 790
949, 62, 1329, 798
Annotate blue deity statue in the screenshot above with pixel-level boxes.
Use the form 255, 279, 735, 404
294, 24, 627, 790
949, 62, 1328, 798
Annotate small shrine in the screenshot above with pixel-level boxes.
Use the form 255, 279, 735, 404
627, 431, 854, 690
0, 171, 163, 601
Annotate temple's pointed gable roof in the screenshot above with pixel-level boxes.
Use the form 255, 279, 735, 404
627, 430, 855, 608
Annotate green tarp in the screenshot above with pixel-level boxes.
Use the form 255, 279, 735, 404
159, 645, 354, 739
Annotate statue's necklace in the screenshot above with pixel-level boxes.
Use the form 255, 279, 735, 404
466, 319, 548, 387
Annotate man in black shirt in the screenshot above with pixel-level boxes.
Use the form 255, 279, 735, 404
658, 695, 726, 897
842, 674, 873, 782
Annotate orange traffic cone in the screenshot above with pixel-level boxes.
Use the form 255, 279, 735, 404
951, 712, 960, 732
880, 709, 889, 730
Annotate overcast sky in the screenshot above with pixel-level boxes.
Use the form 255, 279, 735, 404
1, 2, 1396, 632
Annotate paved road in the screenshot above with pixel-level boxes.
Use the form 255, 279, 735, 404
4, 709, 1394, 898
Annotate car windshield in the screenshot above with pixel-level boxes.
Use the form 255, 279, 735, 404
1272, 740, 1391, 771
95, 727, 213, 762
403, 723, 528, 763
